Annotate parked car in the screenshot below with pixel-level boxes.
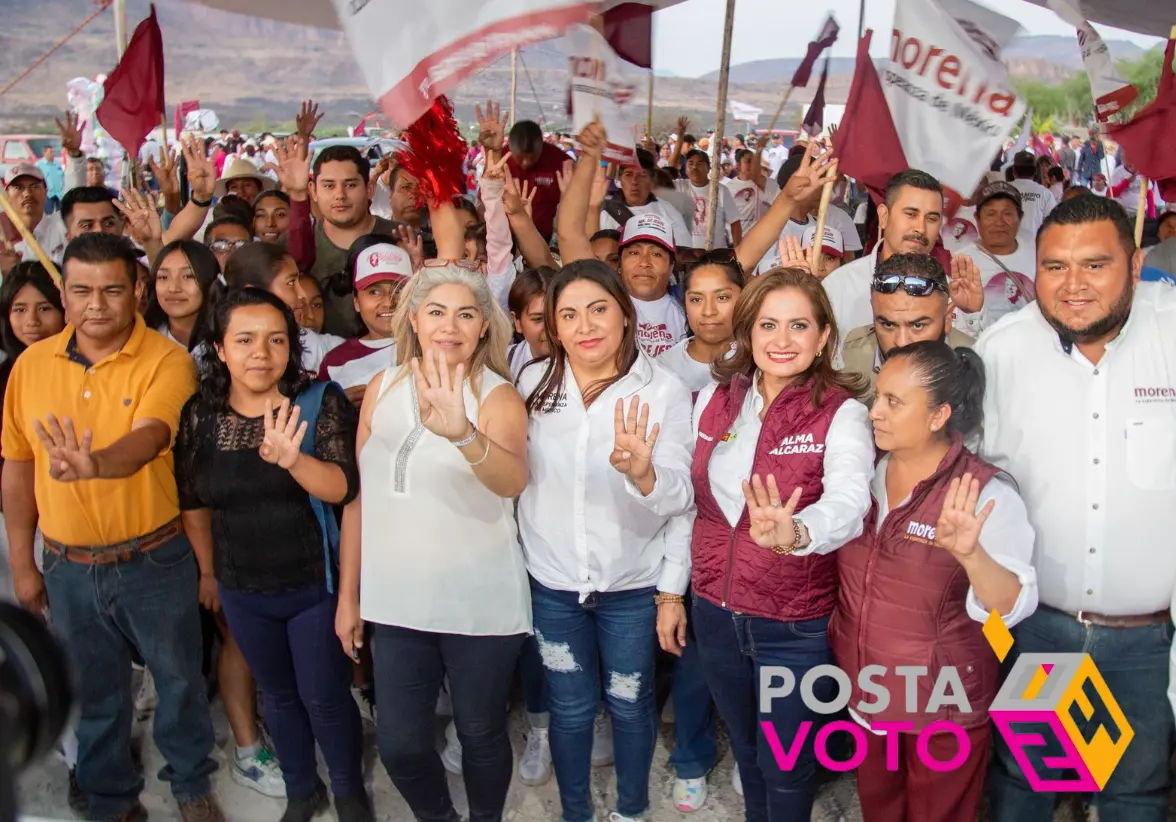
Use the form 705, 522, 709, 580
308, 137, 406, 166
0, 135, 63, 177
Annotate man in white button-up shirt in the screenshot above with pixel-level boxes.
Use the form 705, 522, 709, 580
979, 195, 1176, 821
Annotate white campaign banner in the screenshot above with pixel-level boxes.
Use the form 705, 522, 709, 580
566, 24, 639, 166
1046, 0, 1138, 122
330, 0, 592, 127
730, 101, 764, 124
885, 0, 1026, 194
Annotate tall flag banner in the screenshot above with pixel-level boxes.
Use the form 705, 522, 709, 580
801, 58, 829, 137
1108, 30, 1176, 201
832, 29, 907, 196
601, 3, 654, 68
791, 15, 839, 88
729, 100, 763, 124
1046, 0, 1138, 121
884, 0, 1026, 195
566, 23, 638, 165
1010, 107, 1033, 155
331, 0, 592, 127
95, 5, 165, 156
174, 100, 198, 135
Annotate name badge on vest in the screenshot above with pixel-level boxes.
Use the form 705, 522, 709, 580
768, 432, 824, 456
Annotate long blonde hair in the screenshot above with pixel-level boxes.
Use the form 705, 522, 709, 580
387, 264, 513, 403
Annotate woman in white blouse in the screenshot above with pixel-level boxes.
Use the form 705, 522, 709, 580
829, 340, 1037, 821
516, 259, 694, 822
334, 203, 531, 822
688, 267, 874, 822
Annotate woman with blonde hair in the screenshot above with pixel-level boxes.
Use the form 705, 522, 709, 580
335, 202, 531, 822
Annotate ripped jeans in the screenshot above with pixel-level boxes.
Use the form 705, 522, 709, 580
529, 577, 658, 822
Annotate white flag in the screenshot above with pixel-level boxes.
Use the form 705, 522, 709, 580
1011, 107, 1032, 155
1045, 0, 1138, 122
729, 101, 763, 124
330, 0, 592, 127
885, 0, 1026, 194
566, 24, 638, 165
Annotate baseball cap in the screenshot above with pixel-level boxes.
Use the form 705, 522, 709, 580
4, 164, 45, 187
354, 243, 412, 290
976, 181, 1022, 211
801, 225, 844, 259
620, 213, 675, 254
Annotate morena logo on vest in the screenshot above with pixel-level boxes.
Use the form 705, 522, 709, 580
758, 611, 1133, 791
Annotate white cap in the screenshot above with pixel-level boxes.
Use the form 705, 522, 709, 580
620, 213, 675, 253
801, 224, 844, 258
354, 243, 412, 290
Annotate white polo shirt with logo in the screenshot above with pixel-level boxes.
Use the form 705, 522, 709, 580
976, 281, 1176, 616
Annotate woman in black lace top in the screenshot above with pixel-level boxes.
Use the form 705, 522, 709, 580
175, 288, 370, 822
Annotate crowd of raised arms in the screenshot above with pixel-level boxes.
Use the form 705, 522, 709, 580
0, 95, 1174, 822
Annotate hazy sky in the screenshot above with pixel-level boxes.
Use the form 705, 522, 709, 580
650, 0, 1164, 77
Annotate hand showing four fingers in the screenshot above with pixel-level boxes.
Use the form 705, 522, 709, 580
741, 474, 803, 549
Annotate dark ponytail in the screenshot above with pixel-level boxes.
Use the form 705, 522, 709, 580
886, 340, 986, 437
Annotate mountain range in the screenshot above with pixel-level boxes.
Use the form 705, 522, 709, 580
0, 0, 1148, 134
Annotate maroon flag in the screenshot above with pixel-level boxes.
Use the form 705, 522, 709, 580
792, 14, 839, 88
174, 100, 198, 135
601, 2, 654, 68
1107, 34, 1176, 201
832, 30, 906, 197
96, 5, 165, 155
801, 58, 829, 137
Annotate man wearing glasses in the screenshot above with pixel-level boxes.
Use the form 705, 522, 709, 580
839, 253, 976, 403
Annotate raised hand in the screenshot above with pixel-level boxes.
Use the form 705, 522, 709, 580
610, 396, 660, 487
741, 474, 804, 550
949, 254, 984, 314
410, 347, 471, 441
55, 110, 83, 157
517, 179, 537, 219
113, 189, 162, 246
148, 150, 178, 198
475, 100, 509, 152
274, 135, 311, 197
182, 135, 215, 202
781, 140, 838, 207
481, 150, 513, 182
33, 414, 97, 482
259, 398, 308, 470
555, 158, 575, 195
577, 118, 608, 163
676, 116, 689, 139
589, 163, 612, 208
392, 223, 424, 271
296, 100, 324, 140
935, 473, 994, 561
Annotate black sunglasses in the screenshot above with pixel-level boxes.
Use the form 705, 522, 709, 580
872, 274, 948, 297
686, 248, 743, 275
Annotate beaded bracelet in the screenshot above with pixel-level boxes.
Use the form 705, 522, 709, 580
451, 423, 478, 448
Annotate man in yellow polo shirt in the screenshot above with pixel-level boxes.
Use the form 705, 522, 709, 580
1, 233, 224, 822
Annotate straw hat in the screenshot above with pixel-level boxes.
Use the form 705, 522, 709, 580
214, 158, 275, 198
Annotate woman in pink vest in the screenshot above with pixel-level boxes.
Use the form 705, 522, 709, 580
829, 340, 1037, 822
689, 267, 875, 821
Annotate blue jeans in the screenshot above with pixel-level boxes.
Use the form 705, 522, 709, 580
530, 578, 658, 822
520, 634, 549, 724
372, 625, 525, 822
691, 594, 832, 822
42, 533, 216, 821
669, 589, 717, 780
989, 606, 1175, 822
218, 584, 364, 799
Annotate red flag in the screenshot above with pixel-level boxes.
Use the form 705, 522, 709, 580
96, 5, 165, 156
601, 2, 653, 68
832, 30, 906, 197
1107, 33, 1176, 202
801, 58, 829, 137
792, 14, 839, 88
174, 100, 198, 136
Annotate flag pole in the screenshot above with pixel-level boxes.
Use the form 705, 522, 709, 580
704, 0, 737, 252
113, 0, 127, 57
811, 171, 835, 278
510, 48, 519, 128
857, 0, 866, 39
763, 86, 796, 137
1135, 178, 1148, 246
160, 111, 169, 156
0, 189, 61, 290
646, 72, 655, 140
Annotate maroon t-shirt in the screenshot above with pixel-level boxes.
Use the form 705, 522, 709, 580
506, 142, 569, 239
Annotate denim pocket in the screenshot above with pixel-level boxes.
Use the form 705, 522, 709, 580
41, 547, 62, 575
143, 536, 194, 570
788, 615, 831, 639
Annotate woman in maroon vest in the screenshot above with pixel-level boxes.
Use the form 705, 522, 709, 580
689, 267, 875, 822
829, 340, 1037, 822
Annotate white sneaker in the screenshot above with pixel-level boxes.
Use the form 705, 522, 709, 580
231, 745, 286, 798
133, 667, 158, 721
673, 777, 708, 812
518, 726, 552, 786
441, 720, 462, 775
591, 710, 614, 767
608, 813, 643, 822
732, 764, 743, 797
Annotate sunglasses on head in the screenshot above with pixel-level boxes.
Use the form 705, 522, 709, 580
208, 239, 250, 254
423, 258, 483, 273
871, 274, 948, 297
686, 248, 742, 274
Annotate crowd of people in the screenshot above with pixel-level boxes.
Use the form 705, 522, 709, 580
0, 90, 1173, 822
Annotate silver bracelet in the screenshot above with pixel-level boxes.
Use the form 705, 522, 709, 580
451, 423, 478, 448
466, 436, 493, 467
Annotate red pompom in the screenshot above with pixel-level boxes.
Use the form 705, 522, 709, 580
396, 95, 469, 209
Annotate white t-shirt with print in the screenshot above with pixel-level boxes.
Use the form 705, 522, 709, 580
764, 208, 863, 269
633, 294, 688, 358
1010, 178, 1057, 238
301, 328, 346, 377
673, 179, 741, 249
943, 206, 979, 252
723, 177, 779, 233
958, 241, 1037, 328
